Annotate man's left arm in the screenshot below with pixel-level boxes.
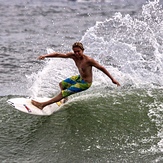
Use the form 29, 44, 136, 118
91, 59, 120, 86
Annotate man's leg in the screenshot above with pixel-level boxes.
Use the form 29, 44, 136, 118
59, 82, 68, 103
32, 80, 71, 110
31, 92, 63, 110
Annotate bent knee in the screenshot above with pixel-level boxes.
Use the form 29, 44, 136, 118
59, 82, 63, 89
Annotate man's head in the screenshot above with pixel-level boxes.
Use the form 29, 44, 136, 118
72, 42, 84, 51
72, 42, 84, 57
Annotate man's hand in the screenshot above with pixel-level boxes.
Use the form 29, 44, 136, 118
38, 55, 46, 60
112, 79, 120, 86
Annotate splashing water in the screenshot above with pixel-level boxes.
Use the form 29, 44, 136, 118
28, 0, 163, 97
27, 48, 77, 97
82, 0, 163, 87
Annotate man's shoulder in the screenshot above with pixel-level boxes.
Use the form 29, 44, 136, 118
85, 55, 95, 62
66, 52, 75, 57
83, 54, 92, 60
84, 55, 99, 66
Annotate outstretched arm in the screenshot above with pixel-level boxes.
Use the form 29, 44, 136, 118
38, 52, 73, 60
91, 59, 120, 86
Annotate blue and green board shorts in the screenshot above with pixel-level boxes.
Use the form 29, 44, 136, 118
61, 75, 92, 98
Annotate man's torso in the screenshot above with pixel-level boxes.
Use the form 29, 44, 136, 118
72, 54, 93, 83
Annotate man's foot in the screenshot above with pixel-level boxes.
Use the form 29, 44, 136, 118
31, 100, 44, 110
62, 97, 68, 103
56, 98, 68, 106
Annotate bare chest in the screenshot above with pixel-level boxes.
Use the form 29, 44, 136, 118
76, 60, 86, 69
74, 59, 90, 73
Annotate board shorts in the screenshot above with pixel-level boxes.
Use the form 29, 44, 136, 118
61, 75, 92, 98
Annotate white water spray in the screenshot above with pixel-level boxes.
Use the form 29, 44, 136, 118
28, 0, 163, 97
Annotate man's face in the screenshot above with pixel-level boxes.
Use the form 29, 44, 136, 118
73, 47, 83, 57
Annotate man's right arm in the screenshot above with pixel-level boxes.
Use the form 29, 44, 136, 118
38, 52, 74, 60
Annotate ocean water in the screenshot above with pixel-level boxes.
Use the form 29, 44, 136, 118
0, 0, 163, 162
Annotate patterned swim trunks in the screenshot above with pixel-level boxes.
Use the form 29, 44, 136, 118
61, 75, 92, 98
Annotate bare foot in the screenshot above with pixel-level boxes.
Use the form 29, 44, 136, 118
31, 100, 44, 110
62, 97, 68, 103
56, 98, 68, 106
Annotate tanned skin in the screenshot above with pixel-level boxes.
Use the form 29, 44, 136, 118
31, 46, 120, 110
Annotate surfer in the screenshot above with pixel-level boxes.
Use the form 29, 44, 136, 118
32, 42, 120, 110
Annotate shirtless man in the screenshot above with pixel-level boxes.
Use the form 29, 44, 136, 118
32, 42, 120, 109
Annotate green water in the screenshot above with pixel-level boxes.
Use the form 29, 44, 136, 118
1, 88, 163, 162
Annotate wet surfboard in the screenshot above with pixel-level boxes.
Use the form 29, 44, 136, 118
7, 97, 65, 116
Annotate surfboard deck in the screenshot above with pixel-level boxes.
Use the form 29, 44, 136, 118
7, 97, 65, 116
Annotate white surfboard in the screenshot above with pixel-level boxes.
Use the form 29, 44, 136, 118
7, 97, 66, 116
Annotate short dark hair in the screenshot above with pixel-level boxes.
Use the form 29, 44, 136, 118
72, 42, 84, 51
